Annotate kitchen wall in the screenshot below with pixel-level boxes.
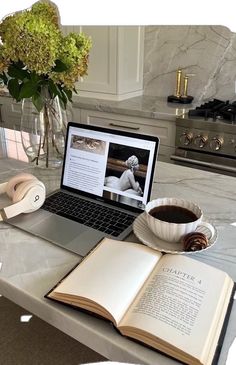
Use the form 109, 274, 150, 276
63, 25, 236, 103
143, 25, 236, 102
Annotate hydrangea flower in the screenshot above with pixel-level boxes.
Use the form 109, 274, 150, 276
0, 1, 92, 111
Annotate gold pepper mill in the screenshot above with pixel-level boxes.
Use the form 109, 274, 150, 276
181, 74, 193, 103
167, 69, 194, 104
175, 69, 182, 98
182, 76, 189, 98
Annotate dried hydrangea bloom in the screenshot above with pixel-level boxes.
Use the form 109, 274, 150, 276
0, 1, 92, 110
0, 3, 61, 74
0, 47, 9, 73
50, 32, 92, 88
31, 1, 60, 27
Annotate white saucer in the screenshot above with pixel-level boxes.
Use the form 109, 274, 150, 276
133, 213, 218, 254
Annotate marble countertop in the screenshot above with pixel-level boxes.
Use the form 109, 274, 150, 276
0, 157, 235, 365
72, 94, 195, 121
0, 89, 195, 122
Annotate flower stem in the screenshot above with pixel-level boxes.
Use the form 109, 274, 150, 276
43, 104, 50, 168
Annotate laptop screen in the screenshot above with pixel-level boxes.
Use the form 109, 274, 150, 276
61, 123, 159, 212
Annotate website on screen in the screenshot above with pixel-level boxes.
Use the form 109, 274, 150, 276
62, 126, 156, 208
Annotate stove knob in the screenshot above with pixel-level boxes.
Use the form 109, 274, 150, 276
210, 136, 224, 151
194, 134, 208, 148
179, 131, 193, 146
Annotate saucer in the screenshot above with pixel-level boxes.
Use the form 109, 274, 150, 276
133, 213, 218, 254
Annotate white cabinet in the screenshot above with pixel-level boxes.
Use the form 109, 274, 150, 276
62, 26, 144, 101
77, 108, 176, 162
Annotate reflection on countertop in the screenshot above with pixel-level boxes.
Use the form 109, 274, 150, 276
73, 94, 194, 121
0, 89, 195, 122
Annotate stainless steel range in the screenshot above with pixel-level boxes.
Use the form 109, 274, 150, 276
171, 99, 236, 176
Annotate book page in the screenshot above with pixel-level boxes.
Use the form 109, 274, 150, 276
50, 238, 162, 325
120, 254, 233, 362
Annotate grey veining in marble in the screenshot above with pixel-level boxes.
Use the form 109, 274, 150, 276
4, 25, 236, 123
143, 25, 236, 102
2, 25, 236, 124
44, 25, 236, 115
0, 90, 191, 123
73, 94, 193, 121
0, 156, 235, 365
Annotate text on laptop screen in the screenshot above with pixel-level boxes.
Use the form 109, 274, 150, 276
62, 125, 158, 210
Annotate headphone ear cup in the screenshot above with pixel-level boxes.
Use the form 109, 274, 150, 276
12, 180, 46, 213
6, 173, 38, 199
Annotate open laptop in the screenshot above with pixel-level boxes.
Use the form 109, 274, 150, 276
8, 122, 159, 256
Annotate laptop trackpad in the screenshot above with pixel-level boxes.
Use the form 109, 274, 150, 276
66, 229, 104, 256
32, 214, 104, 256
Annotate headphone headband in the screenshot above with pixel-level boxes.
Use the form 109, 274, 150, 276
0, 182, 8, 195
0, 209, 7, 221
0, 173, 46, 221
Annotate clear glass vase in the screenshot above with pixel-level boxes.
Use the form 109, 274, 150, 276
20, 92, 72, 168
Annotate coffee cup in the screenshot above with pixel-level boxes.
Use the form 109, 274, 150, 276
145, 197, 214, 243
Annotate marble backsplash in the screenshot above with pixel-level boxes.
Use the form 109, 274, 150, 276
143, 25, 236, 102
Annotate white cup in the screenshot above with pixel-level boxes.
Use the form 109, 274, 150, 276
145, 197, 214, 243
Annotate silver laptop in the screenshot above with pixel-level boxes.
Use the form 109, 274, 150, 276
8, 122, 159, 256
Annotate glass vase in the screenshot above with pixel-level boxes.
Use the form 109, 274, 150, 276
20, 93, 71, 169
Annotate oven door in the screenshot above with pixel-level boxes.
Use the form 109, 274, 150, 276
171, 149, 236, 177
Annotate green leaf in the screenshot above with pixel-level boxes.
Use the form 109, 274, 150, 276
8, 78, 21, 100
48, 79, 62, 99
32, 92, 44, 112
14, 60, 25, 69
61, 87, 68, 103
63, 88, 73, 102
58, 98, 67, 110
52, 59, 69, 73
30, 71, 40, 84
8, 65, 29, 81
19, 80, 38, 99
58, 89, 67, 110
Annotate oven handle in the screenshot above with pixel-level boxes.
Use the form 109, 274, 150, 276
170, 155, 236, 174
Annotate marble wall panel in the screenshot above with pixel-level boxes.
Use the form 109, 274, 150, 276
62, 25, 236, 103
143, 25, 236, 102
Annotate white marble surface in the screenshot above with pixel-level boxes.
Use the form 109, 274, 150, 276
0, 157, 236, 365
144, 25, 236, 102
66, 25, 236, 103
0, 91, 192, 124
72, 94, 192, 122
3, 25, 236, 120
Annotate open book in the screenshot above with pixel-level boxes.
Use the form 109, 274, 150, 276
46, 238, 235, 365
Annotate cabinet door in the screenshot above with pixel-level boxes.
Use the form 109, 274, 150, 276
78, 26, 117, 94
62, 26, 144, 100
80, 109, 176, 162
72, 106, 81, 123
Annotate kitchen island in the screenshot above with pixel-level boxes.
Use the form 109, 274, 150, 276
0, 153, 235, 365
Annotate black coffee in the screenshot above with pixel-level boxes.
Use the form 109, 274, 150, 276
149, 205, 198, 224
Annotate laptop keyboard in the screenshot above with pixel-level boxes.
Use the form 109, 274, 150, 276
42, 191, 136, 237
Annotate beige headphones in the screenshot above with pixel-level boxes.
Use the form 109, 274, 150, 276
0, 173, 46, 221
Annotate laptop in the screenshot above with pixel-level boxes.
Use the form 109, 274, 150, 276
8, 122, 159, 256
